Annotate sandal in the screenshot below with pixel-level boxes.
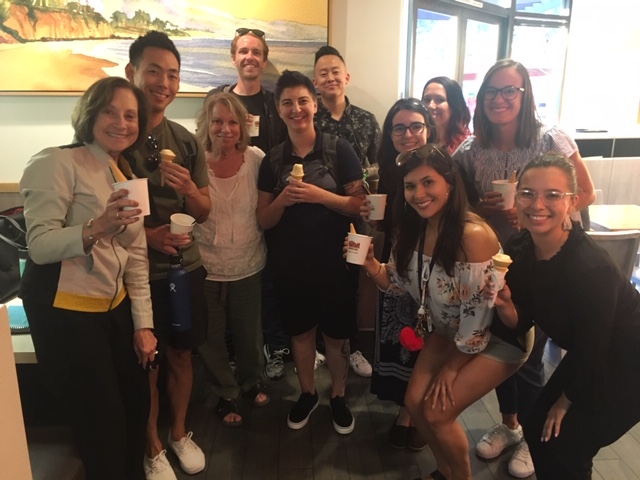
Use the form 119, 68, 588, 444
216, 398, 242, 428
242, 382, 271, 407
413, 470, 448, 480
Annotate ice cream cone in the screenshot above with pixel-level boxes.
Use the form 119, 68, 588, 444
159, 149, 176, 186
290, 163, 304, 182
508, 170, 517, 183
492, 252, 513, 273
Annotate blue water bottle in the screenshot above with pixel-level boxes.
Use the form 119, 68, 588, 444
167, 253, 192, 332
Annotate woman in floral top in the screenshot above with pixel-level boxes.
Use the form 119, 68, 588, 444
361, 144, 532, 480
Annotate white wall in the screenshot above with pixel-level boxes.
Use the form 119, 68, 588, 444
560, 0, 640, 133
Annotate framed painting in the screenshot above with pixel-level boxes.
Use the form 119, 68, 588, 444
0, 0, 328, 95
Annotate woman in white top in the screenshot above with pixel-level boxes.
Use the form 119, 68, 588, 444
361, 144, 532, 480
194, 92, 269, 428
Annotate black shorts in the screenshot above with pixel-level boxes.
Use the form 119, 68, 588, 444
274, 274, 358, 339
150, 265, 207, 350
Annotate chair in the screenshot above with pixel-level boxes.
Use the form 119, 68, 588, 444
587, 230, 640, 281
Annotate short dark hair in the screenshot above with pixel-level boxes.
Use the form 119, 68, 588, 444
129, 31, 181, 67
72, 77, 149, 152
196, 92, 250, 153
422, 76, 470, 152
274, 70, 316, 104
314, 45, 345, 65
473, 59, 539, 149
230, 31, 269, 61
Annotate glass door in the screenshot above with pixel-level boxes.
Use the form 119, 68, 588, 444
408, 1, 508, 119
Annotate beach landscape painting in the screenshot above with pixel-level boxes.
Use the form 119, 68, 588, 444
0, 0, 328, 94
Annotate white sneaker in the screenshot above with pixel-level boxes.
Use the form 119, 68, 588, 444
509, 441, 535, 478
349, 350, 372, 377
476, 424, 523, 459
314, 350, 326, 369
294, 350, 326, 374
167, 431, 205, 474
143, 450, 177, 480
264, 345, 289, 380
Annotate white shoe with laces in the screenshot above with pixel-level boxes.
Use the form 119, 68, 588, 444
264, 345, 290, 380
143, 450, 177, 480
509, 441, 535, 478
476, 423, 523, 459
167, 431, 205, 474
294, 350, 326, 373
349, 350, 372, 377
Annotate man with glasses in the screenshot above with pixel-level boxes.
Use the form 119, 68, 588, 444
313, 45, 381, 378
208, 28, 289, 382
125, 31, 211, 480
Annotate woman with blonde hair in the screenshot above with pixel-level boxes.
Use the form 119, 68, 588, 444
195, 92, 269, 428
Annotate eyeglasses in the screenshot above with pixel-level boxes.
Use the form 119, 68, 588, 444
422, 95, 447, 106
396, 144, 447, 167
145, 134, 160, 172
484, 86, 525, 100
515, 189, 574, 206
391, 122, 426, 137
235, 28, 265, 38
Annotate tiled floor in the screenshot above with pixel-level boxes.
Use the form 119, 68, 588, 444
153, 335, 640, 480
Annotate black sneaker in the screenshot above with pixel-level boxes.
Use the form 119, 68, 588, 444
287, 391, 319, 430
330, 396, 354, 435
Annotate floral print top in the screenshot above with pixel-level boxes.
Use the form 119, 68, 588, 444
387, 251, 495, 354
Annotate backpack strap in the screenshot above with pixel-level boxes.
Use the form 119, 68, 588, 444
269, 143, 287, 194
320, 133, 343, 195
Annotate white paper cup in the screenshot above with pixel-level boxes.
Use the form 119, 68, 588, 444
248, 115, 260, 137
346, 233, 372, 265
170, 213, 196, 234
113, 178, 150, 216
366, 194, 387, 220
491, 180, 517, 210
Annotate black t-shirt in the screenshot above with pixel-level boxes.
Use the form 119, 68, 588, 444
258, 130, 362, 280
234, 90, 269, 154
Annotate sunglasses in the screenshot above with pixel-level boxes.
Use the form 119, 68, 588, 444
484, 85, 525, 101
235, 28, 265, 38
396, 144, 448, 167
145, 134, 160, 172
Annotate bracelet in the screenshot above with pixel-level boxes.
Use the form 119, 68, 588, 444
86, 218, 99, 244
367, 262, 384, 278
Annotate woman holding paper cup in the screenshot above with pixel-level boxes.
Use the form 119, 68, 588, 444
194, 92, 270, 427
365, 98, 436, 450
19, 76, 157, 480
486, 154, 640, 479
453, 59, 596, 477
360, 144, 532, 480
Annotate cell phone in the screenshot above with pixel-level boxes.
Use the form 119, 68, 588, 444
145, 350, 160, 372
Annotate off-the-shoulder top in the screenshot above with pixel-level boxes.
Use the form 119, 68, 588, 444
387, 251, 495, 354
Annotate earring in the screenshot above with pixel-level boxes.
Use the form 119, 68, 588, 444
562, 215, 573, 231
404, 201, 408, 211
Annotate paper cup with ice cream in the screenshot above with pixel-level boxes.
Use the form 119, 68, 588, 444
170, 213, 196, 234
248, 115, 260, 137
346, 232, 372, 265
366, 194, 387, 220
159, 149, 176, 186
113, 178, 151, 216
491, 180, 517, 209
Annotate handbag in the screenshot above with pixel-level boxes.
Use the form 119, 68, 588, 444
0, 207, 27, 304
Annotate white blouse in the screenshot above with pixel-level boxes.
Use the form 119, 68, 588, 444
387, 251, 496, 354
195, 146, 267, 281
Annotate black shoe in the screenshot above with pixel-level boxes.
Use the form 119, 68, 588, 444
408, 426, 427, 451
287, 391, 319, 430
330, 396, 354, 435
388, 420, 409, 449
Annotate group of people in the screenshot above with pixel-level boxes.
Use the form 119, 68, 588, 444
16, 27, 640, 480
